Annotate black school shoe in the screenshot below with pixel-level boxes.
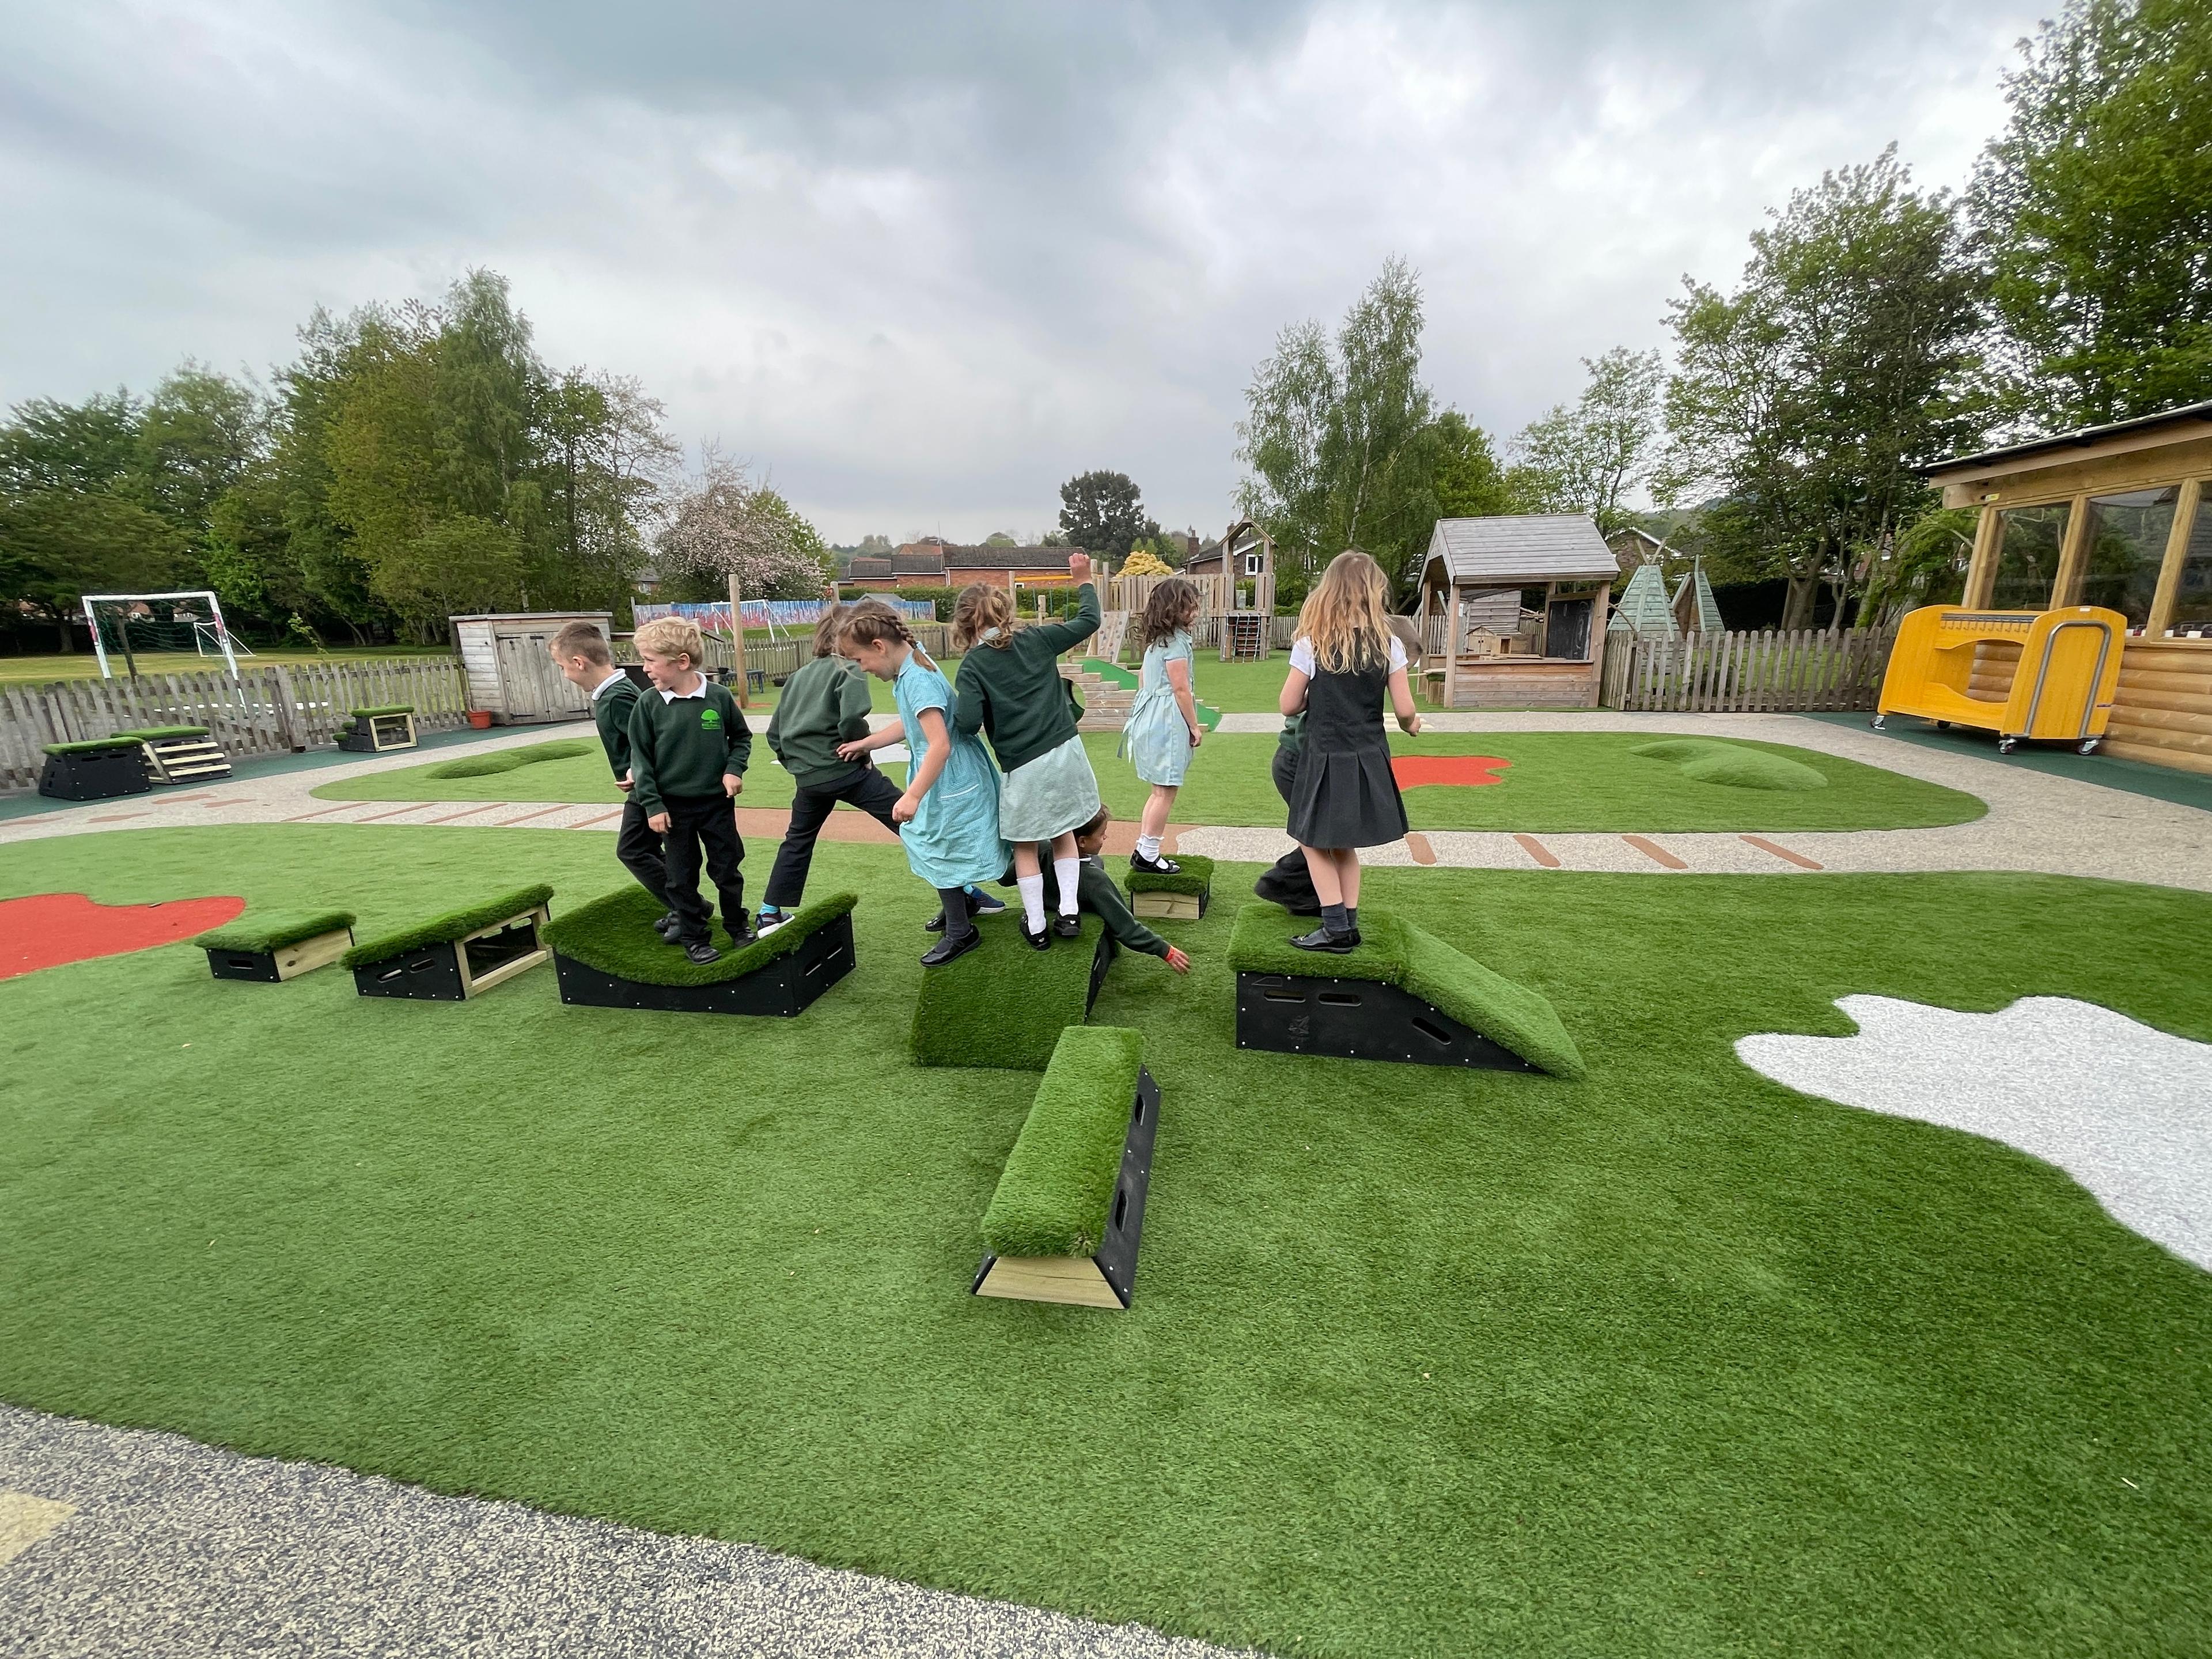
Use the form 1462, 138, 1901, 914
684, 941, 722, 965
1128, 850, 1181, 875
1052, 913, 1082, 939
920, 929, 982, 967
1252, 872, 1320, 914
1289, 925, 1361, 955
1018, 919, 1053, 951
653, 911, 681, 940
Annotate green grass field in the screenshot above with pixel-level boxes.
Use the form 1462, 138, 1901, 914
0, 645, 457, 685
1, 825, 2206, 1656
316, 729, 1984, 834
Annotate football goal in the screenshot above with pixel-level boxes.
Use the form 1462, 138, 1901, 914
82, 590, 251, 680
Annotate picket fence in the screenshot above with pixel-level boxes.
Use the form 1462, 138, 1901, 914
1601, 628, 1895, 713
0, 658, 469, 792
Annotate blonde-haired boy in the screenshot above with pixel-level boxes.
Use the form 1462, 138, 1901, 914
627, 615, 753, 963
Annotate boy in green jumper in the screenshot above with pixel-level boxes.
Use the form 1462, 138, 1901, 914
547, 621, 677, 938
628, 615, 753, 963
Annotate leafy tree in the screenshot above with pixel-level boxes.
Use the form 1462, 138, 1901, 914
1431, 412, 1517, 520
857, 533, 893, 554
1119, 546, 1172, 578
658, 448, 833, 602
1661, 147, 1987, 628
136, 364, 262, 551
1508, 348, 1665, 533
983, 530, 1017, 547
1971, 0, 2212, 427
0, 391, 142, 497
1058, 470, 1148, 562
0, 489, 178, 649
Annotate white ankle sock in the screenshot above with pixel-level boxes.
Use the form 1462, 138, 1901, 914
1135, 834, 1162, 862
1052, 855, 1082, 915
1017, 874, 1046, 931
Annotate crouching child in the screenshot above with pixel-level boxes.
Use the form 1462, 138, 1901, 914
1005, 806, 1191, 974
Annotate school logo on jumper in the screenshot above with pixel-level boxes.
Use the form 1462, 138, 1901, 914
700, 708, 722, 730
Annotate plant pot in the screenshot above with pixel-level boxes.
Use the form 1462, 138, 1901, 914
466, 710, 494, 729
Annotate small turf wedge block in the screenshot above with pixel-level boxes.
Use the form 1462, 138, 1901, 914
1226, 903, 1586, 1079
545, 887, 858, 1017
974, 1027, 1159, 1310
338, 706, 418, 753
911, 913, 1112, 1071
344, 885, 553, 1001
37, 740, 152, 801
195, 909, 358, 983
1127, 853, 1212, 921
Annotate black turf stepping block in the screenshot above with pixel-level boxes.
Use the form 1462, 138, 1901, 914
553, 912, 855, 1017
1235, 972, 1537, 1071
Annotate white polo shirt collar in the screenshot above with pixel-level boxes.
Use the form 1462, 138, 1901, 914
590, 670, 628, 702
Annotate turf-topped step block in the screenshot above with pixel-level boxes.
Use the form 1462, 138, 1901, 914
911, 913, 1112, 1071
974, 1027, 1160, 1310
545, 887, 858, 1017
1228, 903, 1586, 1079
118, 725, 232, 784
339, 706, 418, 753
195, 909, 357, 983
38, 739, 153, 801
1126, 853, 1212, 921
345, 884, 552, 1001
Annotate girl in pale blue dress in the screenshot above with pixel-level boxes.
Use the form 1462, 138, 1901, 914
836, 602, 1008, 966
1119, 578, 1204, 874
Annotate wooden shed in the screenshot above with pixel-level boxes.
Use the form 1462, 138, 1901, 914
450, 612, 611, 725
1926, 400, 2212, 774
1416, 516, 1616, 708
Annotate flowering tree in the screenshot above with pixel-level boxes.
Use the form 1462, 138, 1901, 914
655, 445, 832, 600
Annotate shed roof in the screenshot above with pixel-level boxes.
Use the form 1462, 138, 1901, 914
847, 558, 894, 579
1924, 399, 2212, 480
942, 544, 1083, 570
1423, 516, 1618, 585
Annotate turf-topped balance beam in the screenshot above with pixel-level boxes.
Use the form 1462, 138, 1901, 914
338, 704, 418, 753
911, 913, 1112, 1071
195, 909, 357, 983
973, 1027, 1160, 1310
1228, 903, 1586, 1078
545, 887, 858, 1017
37, 737, 153, 801
343, 884, 552, 1001
1125, 853, 1213, 921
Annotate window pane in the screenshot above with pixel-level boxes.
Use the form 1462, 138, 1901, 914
2172, 496, 2212, 634
1990, 503, 2069, 611
2079, 487, 2179, 627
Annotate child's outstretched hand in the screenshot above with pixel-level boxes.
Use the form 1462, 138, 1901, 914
892, 791, 921, 824
1165, 945, 1191, 974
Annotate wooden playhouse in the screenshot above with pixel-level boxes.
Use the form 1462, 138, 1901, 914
450, 612, 611, 725
1415, 516, 1616, 709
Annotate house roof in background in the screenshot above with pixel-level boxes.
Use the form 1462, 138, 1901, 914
941, 544, 1084, 570
889, 551, 946, 576
1424, 515, 1618, 585
847, 557, 894, 578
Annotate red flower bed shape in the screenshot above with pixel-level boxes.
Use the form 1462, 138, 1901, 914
0, 893, 246, 980
1391, 755, 1510, 790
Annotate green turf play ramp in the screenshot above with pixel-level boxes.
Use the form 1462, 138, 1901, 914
544, 887, 857, 1016
1631, 737, 1828, 791
911, 913, 1111, 1071
194, 908, 358, 983
344, 884, 554, 1001
974, 1025, 1159, 1309
1227, 903, 1586, 1078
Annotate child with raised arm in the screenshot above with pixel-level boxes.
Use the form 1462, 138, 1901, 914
836, 600, 1009, 967
1119, 577, 1203, 876
547, 620, 675, 938
628, 615, 753, 964
1278, 549, 1425, 954
952, 553, 1103, 950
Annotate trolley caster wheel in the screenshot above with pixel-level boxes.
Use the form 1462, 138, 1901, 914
1998, 737, 2018, 755
1869, 714, 1886, 730
1934, 721, 1950, 730
2078, 738, 2101, 756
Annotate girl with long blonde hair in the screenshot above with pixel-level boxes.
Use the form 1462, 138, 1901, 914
1277, 549, 1424, 952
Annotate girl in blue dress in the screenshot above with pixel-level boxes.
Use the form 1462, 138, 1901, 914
836, 601, 1009, 966
1119, 578, 1204, 874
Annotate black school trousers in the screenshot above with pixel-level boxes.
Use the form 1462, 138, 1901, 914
661, 793, 746, 943
616, 796, 672, 911
1254, 747, 1320, 914
764, 764, 904, 910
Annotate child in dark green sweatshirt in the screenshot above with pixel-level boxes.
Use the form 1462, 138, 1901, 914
547, 620, 676, 938
628, 616, 753, 963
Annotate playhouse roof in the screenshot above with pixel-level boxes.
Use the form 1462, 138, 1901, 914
1423, 515, 1618, 587
1673, 565, 1725, 634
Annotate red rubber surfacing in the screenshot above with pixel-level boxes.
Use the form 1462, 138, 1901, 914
1391, 755, 1510, 789
0, 893, 245, 980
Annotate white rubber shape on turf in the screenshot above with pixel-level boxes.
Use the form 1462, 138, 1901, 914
1738, 996, 2212, 1272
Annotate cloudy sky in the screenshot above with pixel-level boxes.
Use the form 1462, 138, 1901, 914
2, 1, 2044, 544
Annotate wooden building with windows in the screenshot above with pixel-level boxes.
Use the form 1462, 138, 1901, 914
1415, 515, 1616, 708
1928, 399, 2212, 774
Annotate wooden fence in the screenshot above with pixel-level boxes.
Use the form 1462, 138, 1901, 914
0, 658, 470, 791
1601, 628, 1895, 713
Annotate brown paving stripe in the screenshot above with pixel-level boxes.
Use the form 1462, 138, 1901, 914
283, 805, 359, 824
202, 799, 256, 809
1512, 832, 1561, 869
90, 812, 150, 824
1404, 832, 1437, 866
1623, 834, 1688, 870
492, 804, 574, 827
426, 804, 507, 824
1741, 834, 1824, 870
351, 804, 440, 824
569, 809, 626, 828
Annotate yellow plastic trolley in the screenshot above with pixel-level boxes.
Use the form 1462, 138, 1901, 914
1873, 604, 2126, 756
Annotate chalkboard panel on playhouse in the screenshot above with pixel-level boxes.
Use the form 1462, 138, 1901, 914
345, 886, 552, 1001
544, 887, 858, 1017
338, 704, 418, 753
196, 910, 357, 983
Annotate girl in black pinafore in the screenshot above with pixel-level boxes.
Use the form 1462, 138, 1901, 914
1280, 549, 1426, 952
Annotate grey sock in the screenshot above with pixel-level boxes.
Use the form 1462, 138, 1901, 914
1321, 902, 1350, 936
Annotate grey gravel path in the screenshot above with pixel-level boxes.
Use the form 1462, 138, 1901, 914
0, 1404, 1255, 1659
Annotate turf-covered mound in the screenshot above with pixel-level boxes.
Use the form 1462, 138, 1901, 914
1227, 903, 1586, 1080
544, 885, 858, 986
427, 740, 596, 781
1631, 737, 1828, 792
983, 1026, 1145, 1259
194, 910, 357, 953
1125, 853, 1213, 900
912, 913, 1109, 1071
343, 885, 555, 969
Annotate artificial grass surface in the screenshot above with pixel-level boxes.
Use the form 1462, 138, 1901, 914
341, 883, 555, 967
2, 825, 2210, 1656
115, 725, 210, 742
311, 746, 810, 809
40, 737, 142, 756
910, 911, 1105, 1071
425, 739, 595, 779
980, 1026, 1145, 1259
1227, 902, 1588, 1079
347, 703, 415, 718
1633, 737, 1831, 792
1124, 853, 1213, 898
192, 909, 356, 952
545, 887, 858, 986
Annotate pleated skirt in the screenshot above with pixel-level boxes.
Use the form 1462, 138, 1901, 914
1285, 745, 1408, 849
